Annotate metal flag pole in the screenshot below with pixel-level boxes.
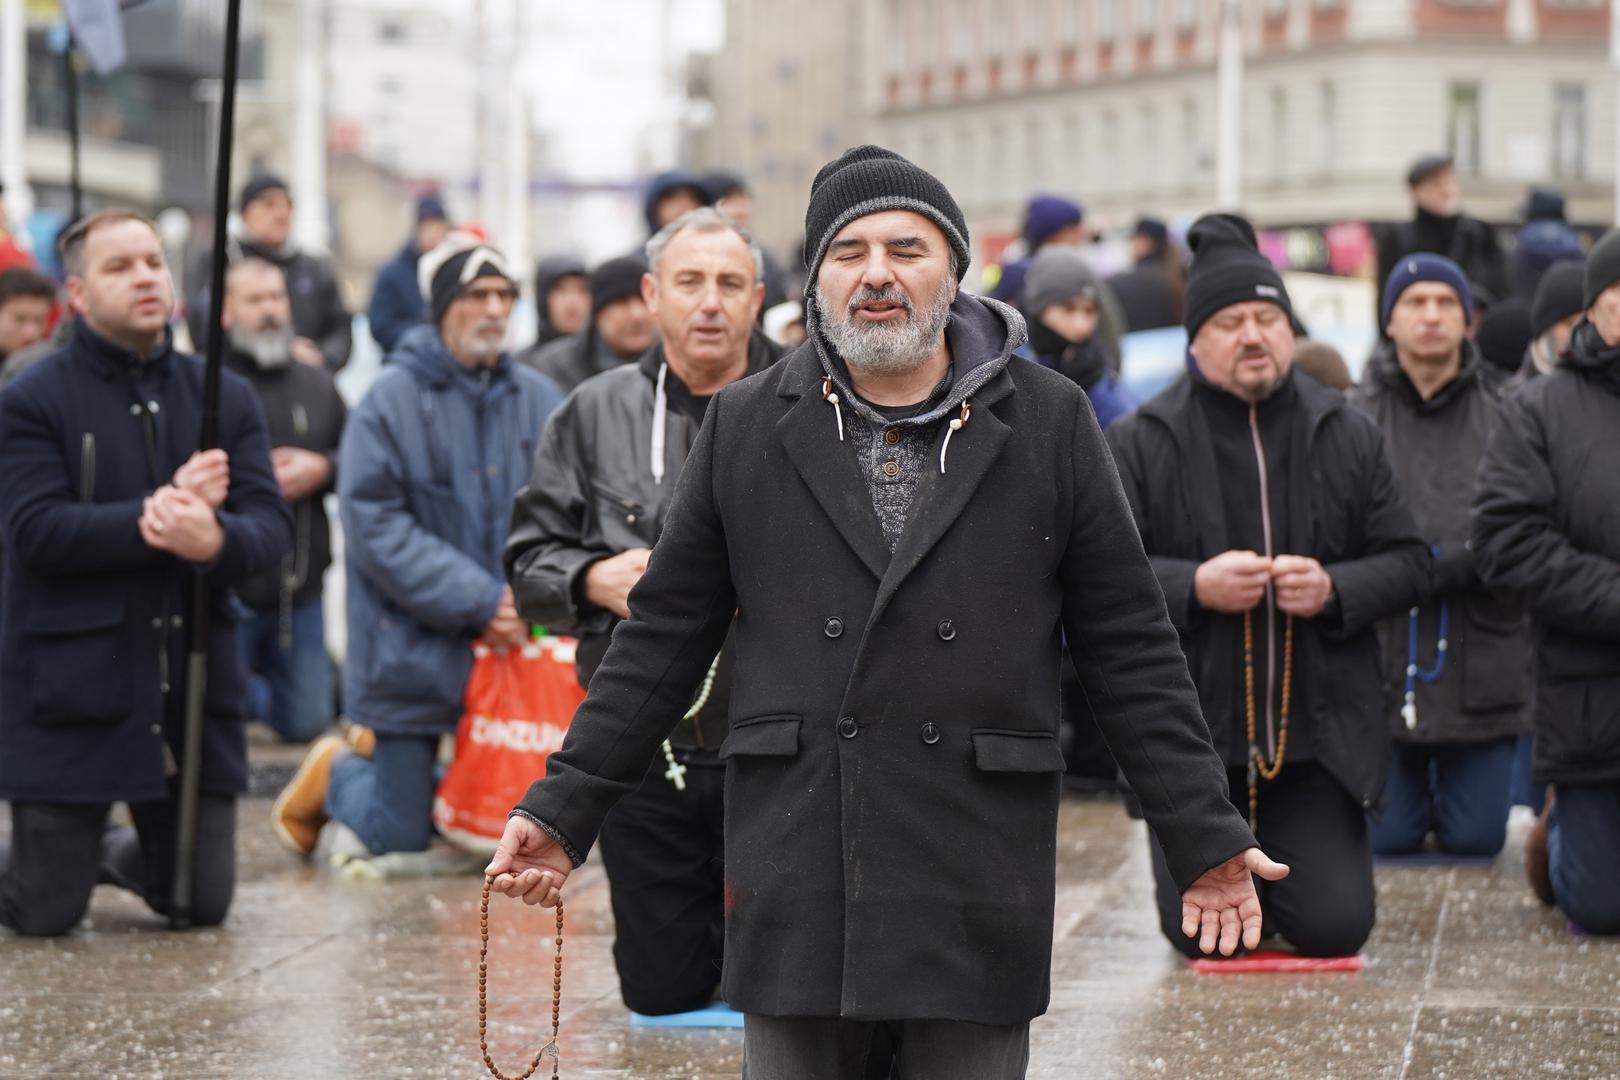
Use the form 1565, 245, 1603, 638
171, 0, 242, 930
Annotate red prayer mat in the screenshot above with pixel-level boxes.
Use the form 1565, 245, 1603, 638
1188, 950, 1364, 974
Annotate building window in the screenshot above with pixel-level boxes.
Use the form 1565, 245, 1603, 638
1553, 83, 1587, 179
1058, 0, 1078, 41
1022, 0, 1046, 50
1264, 0, 1288, 16
1139, 104, 1158, 188
1135, 0, 1158, 35
1316, 80, 1336, 173
1027, 117, 1047, 186
1269, 86, 1287, 181
1100, 0, 1120, 41
1181, 97, 1200, 184
1177, 0, 1200, 30
951, 0, 974, 62
1448, 82, 1482, 175
377, 18, 406, 43
1101, 108, 1121, 190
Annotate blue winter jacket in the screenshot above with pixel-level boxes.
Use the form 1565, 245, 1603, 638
0, 321, 292, 803
339, 325, 563, 735
367, 240, 427, 354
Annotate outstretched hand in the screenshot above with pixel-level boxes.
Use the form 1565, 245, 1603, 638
485, 814, 574, 908
1180, 847, 1290, 956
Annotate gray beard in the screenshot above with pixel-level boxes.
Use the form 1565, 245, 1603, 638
228, 324, 294, 370
818, 276, 953, 378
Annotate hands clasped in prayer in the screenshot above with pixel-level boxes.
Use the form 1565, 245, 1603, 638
1194, 550, 1335, 618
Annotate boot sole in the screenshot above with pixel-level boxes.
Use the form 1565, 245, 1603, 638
271, 736, 343, 857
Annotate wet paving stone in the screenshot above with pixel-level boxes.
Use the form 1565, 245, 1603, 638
3, 796, 1616, 1077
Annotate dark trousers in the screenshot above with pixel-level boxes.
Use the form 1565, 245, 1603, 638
742, 1015, 1029, 1080
1369, 737, 1517, 857
1549, 780, 1620, 935
597, 760, 725, 1016
0, 792, 236, 937
1150, 761, 1375, 958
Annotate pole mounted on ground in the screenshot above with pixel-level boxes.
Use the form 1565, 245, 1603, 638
171, 0, 242, 931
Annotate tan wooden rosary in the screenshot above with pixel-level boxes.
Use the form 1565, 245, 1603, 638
479, 876, 564, 1079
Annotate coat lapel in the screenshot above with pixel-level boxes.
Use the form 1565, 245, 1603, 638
776, 374, 892, 582
867, 374, 1015, 626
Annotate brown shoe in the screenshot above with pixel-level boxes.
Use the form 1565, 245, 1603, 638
344, 723, 376, 759
272, 734, 346, 857
1525, 789, 1556, 907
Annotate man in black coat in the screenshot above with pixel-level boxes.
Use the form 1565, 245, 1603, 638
0, 210, 292, 936
1107, 216, 1183, 332
1109, 214, 1429, 960
505, 207, 781, 1018
488, 147, 1283, 1076
1376, 155, 1507, 324
1473, 229, 1620, 935
188, 174, 352, 372
221, 258, 347, 743
1350, 254, 1531, 858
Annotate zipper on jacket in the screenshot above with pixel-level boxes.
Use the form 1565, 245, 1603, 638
79, 433, 96, 504
1248, 404, 1278, 760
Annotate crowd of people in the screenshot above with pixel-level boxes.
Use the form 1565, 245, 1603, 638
0, 141, 1615, 1078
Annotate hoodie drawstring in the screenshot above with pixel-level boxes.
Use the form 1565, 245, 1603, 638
651, 362, 669, 485
939, 400, 971, 474
821, 377, 845, 441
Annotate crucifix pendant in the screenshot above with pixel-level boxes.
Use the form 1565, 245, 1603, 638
660, 740, 688, 791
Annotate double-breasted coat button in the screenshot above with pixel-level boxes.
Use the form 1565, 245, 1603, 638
837, 716, 859, 739
920, 722, 941, 745
824, 617, 844, 638
937, 620, 957, 641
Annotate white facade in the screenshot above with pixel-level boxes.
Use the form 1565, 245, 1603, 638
325, 0, 480, 188
865, 0, 1616, 252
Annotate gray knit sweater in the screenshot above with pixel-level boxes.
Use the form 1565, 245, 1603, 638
809, 293, 1027, 551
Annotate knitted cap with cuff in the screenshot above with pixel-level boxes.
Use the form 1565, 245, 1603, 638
590, 255, 649, 316
803, 145, 971, 295
1182, 213, 1292, 340
1381, 253, 1473, 330
417, 232, 516, 324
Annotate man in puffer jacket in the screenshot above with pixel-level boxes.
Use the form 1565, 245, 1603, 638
271, 233, 562, 858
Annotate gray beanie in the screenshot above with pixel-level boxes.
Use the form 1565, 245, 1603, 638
1022, 246, 1102, 318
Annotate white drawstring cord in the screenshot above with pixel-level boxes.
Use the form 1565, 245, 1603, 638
821, 377, 845, 441
651, 362, 669, 485
939, 401, 971, 474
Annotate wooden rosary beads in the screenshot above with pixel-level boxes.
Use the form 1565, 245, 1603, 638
479, 876, 564, 1079
1242, 608, 1295, 832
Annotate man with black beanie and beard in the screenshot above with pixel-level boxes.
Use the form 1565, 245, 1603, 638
221, 259, 347, 745
1109, 213, 1429, 960
488, 146, 1284, 1077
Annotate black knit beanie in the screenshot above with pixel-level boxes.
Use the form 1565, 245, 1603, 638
239, 172, 289, 211
1532, 259, 1586, 338
591, 255, 648, 316
803, 146, 971, 291
1583, 229, 1620, 309
1182, 213, 1292, 340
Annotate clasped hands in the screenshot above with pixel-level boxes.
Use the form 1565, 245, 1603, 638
1194, 550, 1334, 617
140, 449, 229, 563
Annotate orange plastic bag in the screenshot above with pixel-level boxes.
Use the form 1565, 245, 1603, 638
433, 637, 587, 854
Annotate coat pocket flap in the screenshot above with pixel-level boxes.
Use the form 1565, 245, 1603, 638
27, 600, 127, 637
719, 714, 802, 760
971, 729, 1065, 773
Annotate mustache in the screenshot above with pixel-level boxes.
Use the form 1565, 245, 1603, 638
845, 285, 914, 318
472, 318, 506, 335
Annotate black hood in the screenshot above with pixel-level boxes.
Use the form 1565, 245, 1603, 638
533, 255, 587, 349
1562, 319, 1620, 394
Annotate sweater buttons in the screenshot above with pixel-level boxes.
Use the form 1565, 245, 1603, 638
882, 428, 901, 445
824, 617, 844, 639
882, 460, 901, 479
937, 620, 957, 641
837, 716, 859, 739
920, 722, 941, 745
